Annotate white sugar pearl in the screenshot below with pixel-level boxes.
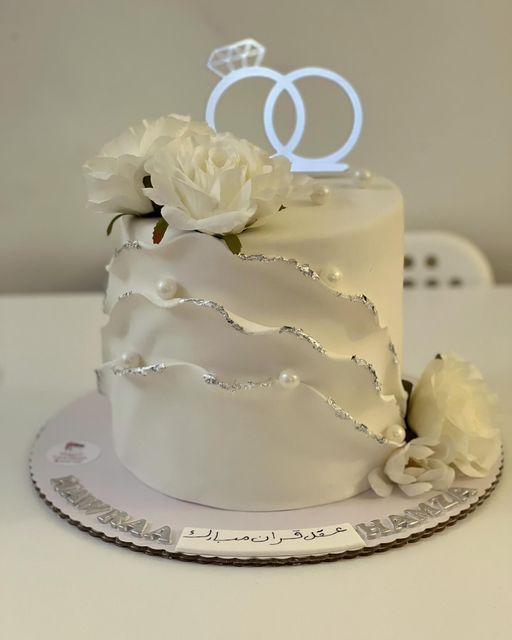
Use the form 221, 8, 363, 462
278, 369, 300, 389
157, 277, 178, 300
320, 265, 342, 285
121, 351, 141, 368
385, 424, 406, 444
353, 168, 372, 185
310, 184, 330, 205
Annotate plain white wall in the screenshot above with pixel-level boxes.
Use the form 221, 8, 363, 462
1, 0, 511, 292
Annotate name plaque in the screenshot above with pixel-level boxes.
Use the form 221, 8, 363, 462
176, 524, 365, 557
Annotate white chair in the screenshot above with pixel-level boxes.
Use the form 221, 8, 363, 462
404, 231, 494, 288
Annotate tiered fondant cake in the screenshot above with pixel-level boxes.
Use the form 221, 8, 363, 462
87, 114, 501, 513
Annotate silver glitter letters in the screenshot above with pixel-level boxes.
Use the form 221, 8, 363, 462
356, 488, 478, 541
97, 509, 131, 527
74, 494, 112, 515
51, 478, 172, 545
447, 487, 477, 502
117, 519, 149, 537
144, 526, 172, 544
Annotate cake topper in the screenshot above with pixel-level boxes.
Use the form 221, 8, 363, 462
206, 38, 363, 173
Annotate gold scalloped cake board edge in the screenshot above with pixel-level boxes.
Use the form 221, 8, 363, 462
30, 459, 503, 568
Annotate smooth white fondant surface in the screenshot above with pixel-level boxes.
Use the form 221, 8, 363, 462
240, 175, 405, 361
101, 365, 398, 511
101, 174, 406, 511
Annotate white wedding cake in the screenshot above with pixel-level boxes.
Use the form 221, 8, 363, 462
86, 114, 501, 512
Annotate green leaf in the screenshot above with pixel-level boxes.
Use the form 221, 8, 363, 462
222, 233, 242, 255
106, 213, 133, 236
152, 218, 169, 244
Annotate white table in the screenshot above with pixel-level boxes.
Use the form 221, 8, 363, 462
1, 289, 511, 640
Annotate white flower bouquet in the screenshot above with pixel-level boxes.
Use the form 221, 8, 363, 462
83, 113, 304, 252
369, 353, 501, 497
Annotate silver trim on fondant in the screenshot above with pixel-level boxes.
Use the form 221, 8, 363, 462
203, 372, 274, 392
239, 253, 320, 280
326, 397, 387, 445
239, 253, 378, 317
388, 341, 399, 365
107, 291, 407, 413
279, 326, 326, 354
113, 363, 167, 376
110, 240, 380, 320
110, 293, 387, 394
99, 361, 393, 445
178, 298, 246, 333
114, 240, 141, 257
350, 355, 382, 392
107, 235, 406, 411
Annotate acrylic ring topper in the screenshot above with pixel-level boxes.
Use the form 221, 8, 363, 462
205, 39, 363, 173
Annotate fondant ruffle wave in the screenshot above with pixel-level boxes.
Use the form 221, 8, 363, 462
103, 291, 406, 421
105, 232, 405, 409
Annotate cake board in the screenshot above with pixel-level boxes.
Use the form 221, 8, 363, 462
30, 392, 503, 567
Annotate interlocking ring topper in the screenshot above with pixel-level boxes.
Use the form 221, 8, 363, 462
205, 38, 363, 173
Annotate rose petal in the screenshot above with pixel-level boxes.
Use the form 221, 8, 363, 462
400, 482, 433, 497
409, 445, 435, 461
384, 446, 418, 484
368, 467, 393, 497
430, 463, 456, 490
404, 466, 424, 479
161, 205, 255, 235
84, 114, 214, 216
406, 353, 501, 480
141, 130, 298, 234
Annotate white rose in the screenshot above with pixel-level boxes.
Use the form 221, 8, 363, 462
408, 353, 501, 478
143, 131, 300, 235
368, 437, 456, 497
83, 114, 212, 215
